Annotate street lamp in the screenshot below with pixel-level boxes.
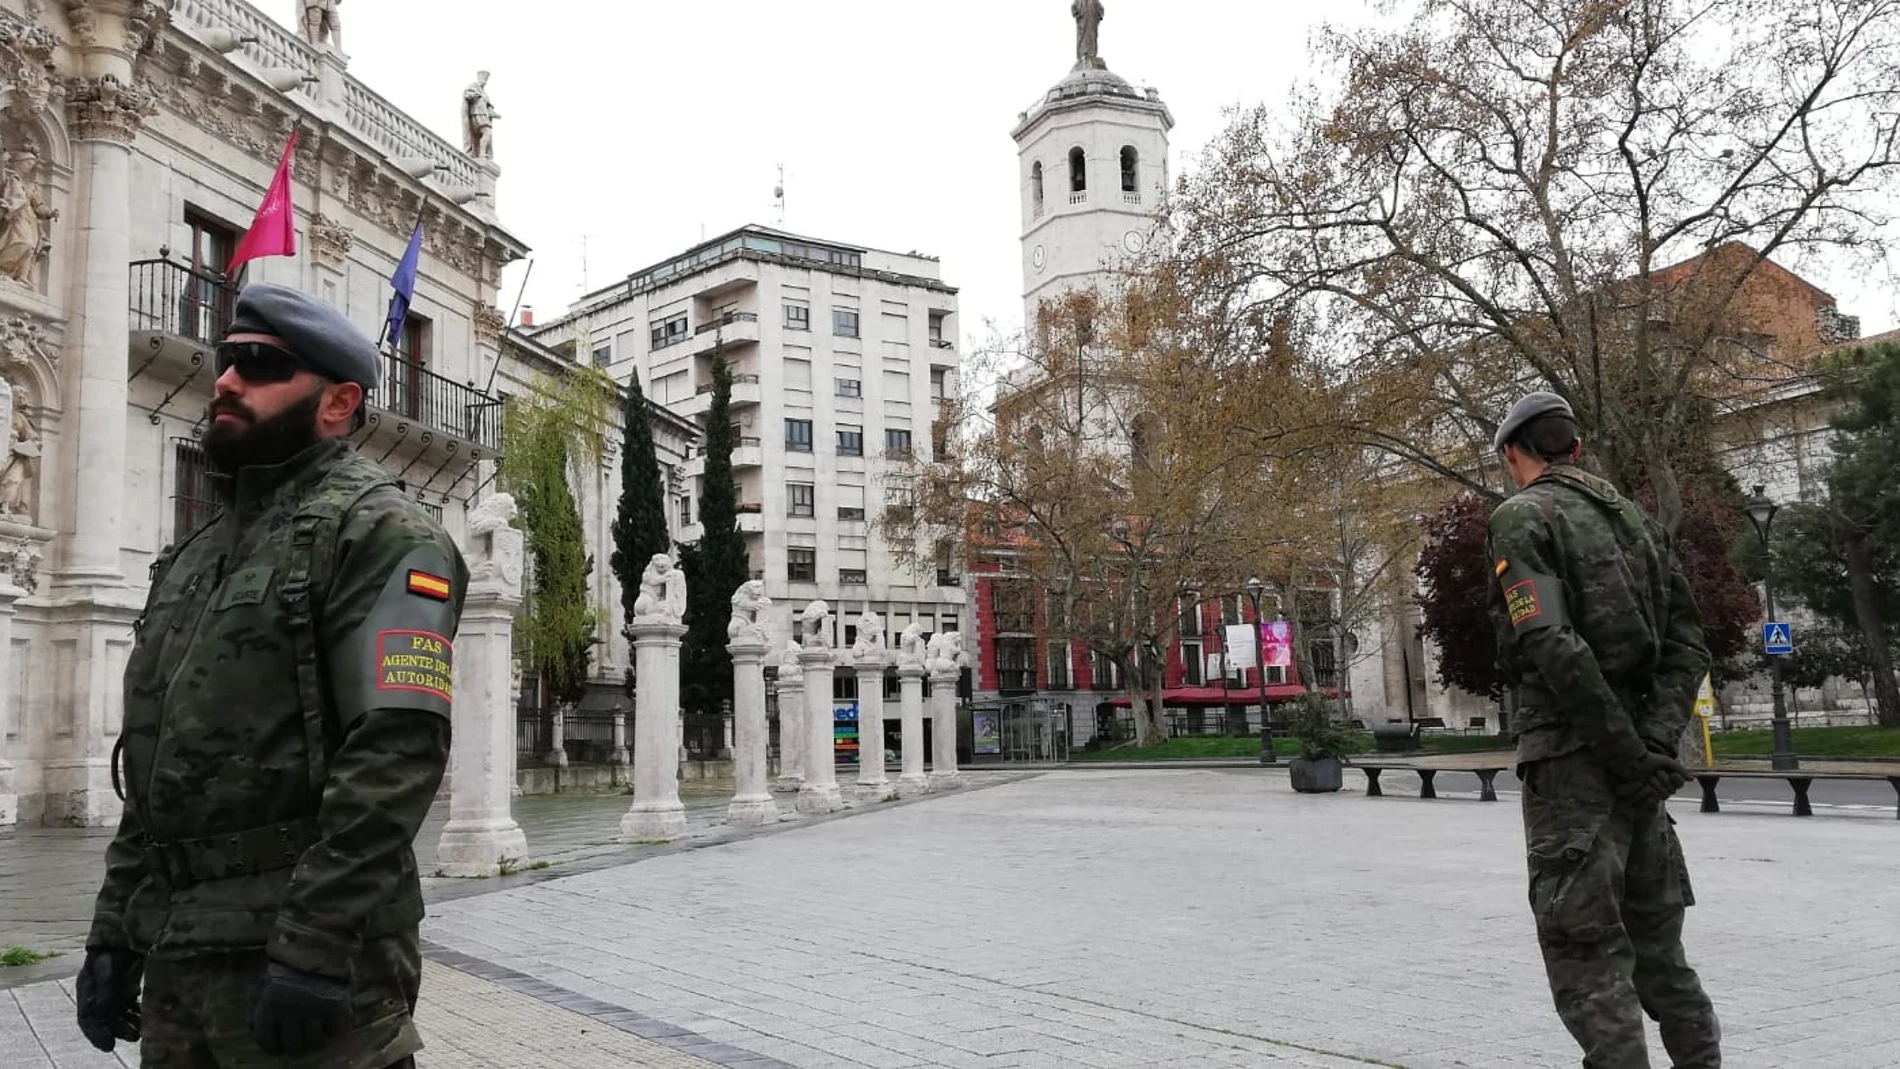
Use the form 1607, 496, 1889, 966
1245, 576, 1279, 766
1740, 484, 1798, 771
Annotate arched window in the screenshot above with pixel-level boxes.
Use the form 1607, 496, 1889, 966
1120, 146, 1139, 192
1031, 161, 1044, 211
1069, 147, 1087, 194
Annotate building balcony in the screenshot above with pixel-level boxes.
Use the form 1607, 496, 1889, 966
687, 311, 760, 354
694, 436, 763, 468
735, 501, 764, 534
682, 373, 763, 413
369, 354, 503, 452
128, 257, 233, 382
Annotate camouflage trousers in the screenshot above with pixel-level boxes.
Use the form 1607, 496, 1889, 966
137, 935, 423, 1068
1520, 751, 1721, 1069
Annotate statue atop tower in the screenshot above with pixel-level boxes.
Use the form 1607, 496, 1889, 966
1073, 0, 1105, 69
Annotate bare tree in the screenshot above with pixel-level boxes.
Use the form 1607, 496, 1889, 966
1173, 0, 1900, 532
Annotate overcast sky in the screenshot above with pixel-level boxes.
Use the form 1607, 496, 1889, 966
284, 0, 1899, 347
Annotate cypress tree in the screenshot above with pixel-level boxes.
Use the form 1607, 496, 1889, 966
679, 350, 751, 721
610, 375, 672, 630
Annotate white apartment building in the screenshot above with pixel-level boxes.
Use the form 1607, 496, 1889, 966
533, 226, 966, 654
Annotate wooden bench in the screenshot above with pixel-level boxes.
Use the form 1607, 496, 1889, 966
1692, 769, 1900, 818
1353, 760, 1510, 802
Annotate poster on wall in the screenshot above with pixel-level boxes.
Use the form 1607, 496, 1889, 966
972, 710, 1001, 755
1259, 620, 1293, 669
1222, 625, 1256, 669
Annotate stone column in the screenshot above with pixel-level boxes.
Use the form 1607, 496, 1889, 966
797, 648, 843, 813
854, 659, 890, 797
930, 668, 965, 790
620, 620, 689, 841
40, 8, 160, 826
773, 672, 805, 793
0, 568, 23, 825
434, 500, 529, 876
897, 665, 929, 797
726, 638, 778, 826
611, 711, 630, 767
545, 705, 568, 767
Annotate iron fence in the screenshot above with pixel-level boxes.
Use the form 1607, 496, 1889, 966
372, 353, 503, 450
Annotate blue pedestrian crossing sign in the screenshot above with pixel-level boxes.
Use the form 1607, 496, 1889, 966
1763, 622, 1793, 656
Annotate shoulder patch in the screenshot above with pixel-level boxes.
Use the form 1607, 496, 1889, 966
376, 629, 453, 701
407, 569, 452, 601
1504, 579, 1542, 626
1495, 557, 1509, 577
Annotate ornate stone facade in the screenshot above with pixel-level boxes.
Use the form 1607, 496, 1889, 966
308, 211, 351, 266
64, 73, 155, 142
472, 300, 504, 345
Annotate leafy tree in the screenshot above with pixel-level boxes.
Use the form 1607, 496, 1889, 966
1768, 500, 1900, 727
1414, 492, 1502, 701
679, 350, 750, 721
610, 374, 672, 635
499, 365, 615, 708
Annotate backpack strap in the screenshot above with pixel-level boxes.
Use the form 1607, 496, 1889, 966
277, 462, 397, 802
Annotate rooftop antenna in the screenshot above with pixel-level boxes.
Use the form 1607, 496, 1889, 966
579, 233, 589, 292
774, 163, 786, 226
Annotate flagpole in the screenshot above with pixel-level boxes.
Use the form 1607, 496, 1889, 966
481, 257, 533, 397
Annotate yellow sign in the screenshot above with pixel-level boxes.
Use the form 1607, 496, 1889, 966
1693, 673, 1716, 768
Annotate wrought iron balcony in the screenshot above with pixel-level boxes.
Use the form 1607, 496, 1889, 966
370, 354, 503, 451
129, 258, 234, 347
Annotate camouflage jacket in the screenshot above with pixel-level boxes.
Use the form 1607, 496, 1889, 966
87, 437, 468, 982
1485, 465, 1709, 766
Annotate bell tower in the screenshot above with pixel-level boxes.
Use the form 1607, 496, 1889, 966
1012, 1, 1173, 328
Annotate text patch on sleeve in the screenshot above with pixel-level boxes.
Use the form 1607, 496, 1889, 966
377, 629, 453, 701
1505, 580, 1542, 627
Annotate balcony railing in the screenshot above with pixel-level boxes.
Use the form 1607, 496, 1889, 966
695, 373, 762, 395
695, 436, 761, 457
694, 311, 760, 335
372, 354, 503, 450
129, 258, 235, 346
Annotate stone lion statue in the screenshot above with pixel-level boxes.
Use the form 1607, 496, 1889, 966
898, 621, 927, 667
776, 638, 804, 684
727, 580, 772, 646
851, 609, 886, 664
799, 599, 832, 649
632, 552, 686, 623
467, 492, 518, 535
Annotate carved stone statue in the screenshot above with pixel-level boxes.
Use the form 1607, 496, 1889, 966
0, 147, 56, 286
1073, 0, 1105, 64
632, 552, 686, 624
898, 621, 927, 668
799, 599, 832, 649
851, 610, 886, 664
727, 580, 772, 646
467, 491, 518, 535
300, 0, 340, 48
776, 638, 803, 683
462, 70, 497, 159
925, 631, 965, 676
0, 389, 37, 521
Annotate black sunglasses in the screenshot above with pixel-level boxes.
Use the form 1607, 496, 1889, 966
215, 340, 312, 384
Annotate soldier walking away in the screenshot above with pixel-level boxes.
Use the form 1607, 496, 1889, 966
75, 283, 468, 1068
1487, 391, 1721, 1069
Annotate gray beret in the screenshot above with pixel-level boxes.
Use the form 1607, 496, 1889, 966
226, 282, 381, 391
1493, 391, 1575, 451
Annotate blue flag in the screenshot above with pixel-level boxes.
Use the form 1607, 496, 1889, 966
383, 220, 423, 350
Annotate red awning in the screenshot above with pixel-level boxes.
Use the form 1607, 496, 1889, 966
1106, 684, 1342, 707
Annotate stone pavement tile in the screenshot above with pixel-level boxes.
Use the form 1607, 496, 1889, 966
414, 959, 729, 1068
418, 768, 1897, 1068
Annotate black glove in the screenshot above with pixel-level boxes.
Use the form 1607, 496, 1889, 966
75, 946, 144, 1052
1615, 749, 1690, 807
250, 962, 354, 1057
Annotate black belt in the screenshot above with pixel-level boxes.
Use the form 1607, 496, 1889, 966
143, 818, 320, 889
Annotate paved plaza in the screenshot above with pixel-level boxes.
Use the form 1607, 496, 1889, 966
5, 768, 1899, 1067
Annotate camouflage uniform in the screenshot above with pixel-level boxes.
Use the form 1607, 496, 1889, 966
87, 437, 467, 1068
1488, 464, 1721, 1069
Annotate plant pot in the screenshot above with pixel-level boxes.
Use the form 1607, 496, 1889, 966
1289, 756, 1343, 793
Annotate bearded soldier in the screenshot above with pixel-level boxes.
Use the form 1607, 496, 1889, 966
1488, 391, 1721, 1069
77, 284, 467, 1068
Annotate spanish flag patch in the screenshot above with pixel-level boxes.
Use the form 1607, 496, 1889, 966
407, 569, 452, 601
1495, 558, 1509, 577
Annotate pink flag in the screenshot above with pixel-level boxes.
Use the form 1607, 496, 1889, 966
227, 131, 299, 274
